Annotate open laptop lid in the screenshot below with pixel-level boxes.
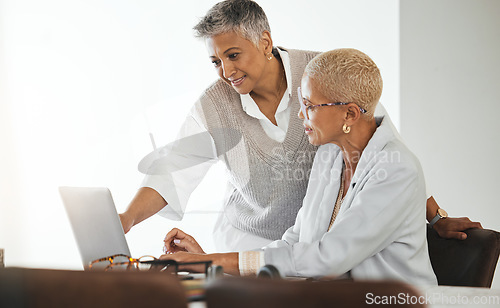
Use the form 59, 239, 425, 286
59, 186, 131, 270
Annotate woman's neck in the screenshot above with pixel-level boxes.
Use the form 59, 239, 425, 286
253, 51, 285, 96
339, 118, 378, 182
249, 55, 286, 125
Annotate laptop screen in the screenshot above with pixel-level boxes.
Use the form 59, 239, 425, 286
59, 187, 131, 270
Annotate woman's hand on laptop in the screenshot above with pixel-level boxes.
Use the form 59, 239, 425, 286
163, 228, 205, 254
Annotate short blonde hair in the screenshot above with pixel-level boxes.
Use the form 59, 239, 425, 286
304, 48, 383, 118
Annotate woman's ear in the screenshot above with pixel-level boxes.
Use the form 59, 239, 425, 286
260, 30, 273, 54
344, 103, 361, 126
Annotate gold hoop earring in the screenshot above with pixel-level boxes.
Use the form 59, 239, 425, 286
266, 52, 273, 61
343, 124, 351, 134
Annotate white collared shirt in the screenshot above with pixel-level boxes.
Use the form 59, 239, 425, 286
240, 48, 293, 142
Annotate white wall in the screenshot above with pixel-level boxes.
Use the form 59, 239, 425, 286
0, 0, 399, 270
400, 0, 500, 288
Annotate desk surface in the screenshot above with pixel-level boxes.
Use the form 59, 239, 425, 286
188, 285, 500, 308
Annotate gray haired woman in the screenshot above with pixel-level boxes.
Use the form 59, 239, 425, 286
121, 0, 481, 253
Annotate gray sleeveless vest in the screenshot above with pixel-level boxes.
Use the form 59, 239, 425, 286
194, 48, 320, 240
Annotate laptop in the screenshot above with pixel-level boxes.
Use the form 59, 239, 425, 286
59, 186, 131, 270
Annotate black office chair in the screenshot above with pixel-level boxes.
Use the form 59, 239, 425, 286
427, 224, 500, 287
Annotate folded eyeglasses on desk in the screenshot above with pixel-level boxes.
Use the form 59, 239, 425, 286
89, 254, 224, 301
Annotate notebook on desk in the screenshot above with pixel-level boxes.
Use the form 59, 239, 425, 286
59, 186, 131, 270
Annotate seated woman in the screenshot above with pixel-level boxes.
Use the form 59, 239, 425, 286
160, 48, 437, 285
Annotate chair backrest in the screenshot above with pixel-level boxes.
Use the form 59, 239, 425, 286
427, 224, 500, 287
0, 267, 188, 308
205, 277, 425, 308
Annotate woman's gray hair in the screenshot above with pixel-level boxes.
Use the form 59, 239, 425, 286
305, 48, 383, 118
193, 0, 271, 46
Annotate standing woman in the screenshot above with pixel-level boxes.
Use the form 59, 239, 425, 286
121, 0, 481, 252
121, 0, 318, 251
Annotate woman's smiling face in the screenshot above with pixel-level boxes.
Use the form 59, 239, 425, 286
205, 31, 268, 95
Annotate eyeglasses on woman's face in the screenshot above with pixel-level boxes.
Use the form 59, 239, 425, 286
297, 87, 367, 120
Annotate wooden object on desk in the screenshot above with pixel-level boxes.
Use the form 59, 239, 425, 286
0, 267, 188, 308
205, 277, 425, 308
427, 224, 500, 287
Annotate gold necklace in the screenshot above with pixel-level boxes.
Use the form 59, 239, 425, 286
328, 169, 345, 231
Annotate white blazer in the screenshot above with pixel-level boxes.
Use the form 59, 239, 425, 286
263, 116, 438, 286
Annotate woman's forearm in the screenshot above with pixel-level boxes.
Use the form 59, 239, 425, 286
426, 196, 439, 222
159, 252, 240, 276
120, 187, 167, 233
212, 252, 240, 276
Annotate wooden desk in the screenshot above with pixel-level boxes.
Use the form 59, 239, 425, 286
189, 282, 500, 308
